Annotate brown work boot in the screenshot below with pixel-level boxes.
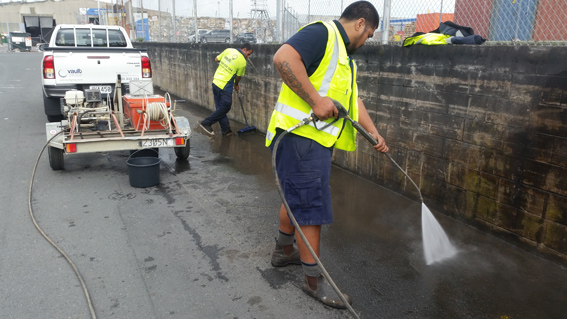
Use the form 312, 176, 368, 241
302, 275, 352, 309
270, 240, 300, 267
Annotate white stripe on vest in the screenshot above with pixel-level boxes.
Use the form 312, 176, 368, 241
275, 102, 341, 137
317, 28, 340, 96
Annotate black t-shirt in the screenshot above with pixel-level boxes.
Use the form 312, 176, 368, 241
285, 20, 350, 77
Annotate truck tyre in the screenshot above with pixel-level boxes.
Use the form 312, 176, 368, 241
48, 146, 64, 170
174, 140, 190, 160
43, 95, 63, 122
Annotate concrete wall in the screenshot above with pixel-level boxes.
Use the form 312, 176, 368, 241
135, 42, 567, 262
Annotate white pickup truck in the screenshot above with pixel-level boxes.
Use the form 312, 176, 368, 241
41, 24, 152, 122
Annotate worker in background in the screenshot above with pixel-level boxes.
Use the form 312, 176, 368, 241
266, 1, 388, 309
199, 43, 253, 136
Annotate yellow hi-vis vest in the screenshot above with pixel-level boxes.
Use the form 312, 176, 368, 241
403, 33, 451, 46
265, 21, 359, 151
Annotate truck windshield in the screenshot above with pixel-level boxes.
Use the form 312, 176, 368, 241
76, 29, 92, 47
54, 28, 127, 47
92, 29, 108, 47
55, 29, 75, 46
108, 30, 127, 47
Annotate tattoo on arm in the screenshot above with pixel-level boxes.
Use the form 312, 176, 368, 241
276, 61, 315, 106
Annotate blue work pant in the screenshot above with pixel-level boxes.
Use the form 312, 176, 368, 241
270, 131, 334, 226
202, 83, 232, 134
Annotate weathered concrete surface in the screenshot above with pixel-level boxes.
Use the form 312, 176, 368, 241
136, 42, 567, 261
1, 51, 567, 318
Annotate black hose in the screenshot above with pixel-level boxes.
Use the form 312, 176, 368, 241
271, 104, 425, 318
271, 126, 361, 319
29, 132, 97, 319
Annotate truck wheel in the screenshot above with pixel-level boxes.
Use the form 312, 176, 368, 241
48, 146, 64, 170
43, 95, 63, 122
174, 140, 190, 160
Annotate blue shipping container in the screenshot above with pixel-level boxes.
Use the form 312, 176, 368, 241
489, 0, 538, 41
135, 18, 150, 41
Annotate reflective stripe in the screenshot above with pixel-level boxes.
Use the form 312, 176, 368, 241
317, 29, 339, 96
275, 102, 340, 136
266, 130, 274, 142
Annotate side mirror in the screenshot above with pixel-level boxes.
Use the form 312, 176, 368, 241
38, 43, 47, 51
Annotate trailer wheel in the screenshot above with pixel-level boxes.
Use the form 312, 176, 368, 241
48, 146, 64, 170
174, 140, 190, 160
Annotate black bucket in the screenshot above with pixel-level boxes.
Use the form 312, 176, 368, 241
127, 149, 161, 188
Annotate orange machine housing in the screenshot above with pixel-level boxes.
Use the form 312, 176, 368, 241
123, 94, 170, 131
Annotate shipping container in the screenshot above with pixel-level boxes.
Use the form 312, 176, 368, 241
416, 13, 455, 33
533, 0, 567, 41
454, 0, 492, 39
489, 0, 538, 41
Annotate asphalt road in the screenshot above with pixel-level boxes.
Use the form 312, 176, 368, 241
1, 49, 566, 319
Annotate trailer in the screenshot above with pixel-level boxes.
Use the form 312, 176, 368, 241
45, 76, 191, 170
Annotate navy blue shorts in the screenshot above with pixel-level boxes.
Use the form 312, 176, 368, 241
270, 130, 333, 226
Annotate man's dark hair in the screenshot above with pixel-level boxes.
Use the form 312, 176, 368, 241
240, 42, 252, 51
340, 1, 380, 30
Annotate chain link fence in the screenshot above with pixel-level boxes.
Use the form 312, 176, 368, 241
140, 0, 566, 45
2, 0, 565, 46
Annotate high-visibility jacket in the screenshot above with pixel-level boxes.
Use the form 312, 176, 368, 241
265, 21, 359, 151
403, 33, 451, 46
212, 48, 247, 92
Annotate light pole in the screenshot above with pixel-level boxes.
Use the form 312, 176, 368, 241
97, 0, 101, 24
381, 0, 391, 44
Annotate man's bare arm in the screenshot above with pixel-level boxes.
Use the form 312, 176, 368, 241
273, 44, 337, 120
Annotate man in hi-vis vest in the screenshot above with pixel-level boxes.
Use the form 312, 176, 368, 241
199, 42, 253, 136
267, 1, 388, 309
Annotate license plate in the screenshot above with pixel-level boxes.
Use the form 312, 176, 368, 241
139, 139, 174, 148
121, 74, 140, 81
90, 85, 112, 94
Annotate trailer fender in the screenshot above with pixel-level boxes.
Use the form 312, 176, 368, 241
46, 121, 66, 149
174, 116, 192, 137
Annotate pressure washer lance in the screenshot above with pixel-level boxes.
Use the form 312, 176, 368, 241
331, 101, 423, 202
272, 100, 424, 319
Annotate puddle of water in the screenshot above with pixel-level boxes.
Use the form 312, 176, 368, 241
422, 202, 458, 265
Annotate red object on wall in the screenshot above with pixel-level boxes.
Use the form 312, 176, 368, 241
533, 0, 567, 41
454, 0, 492, 40
123, 94, 169, 131
416, 13, 455, 33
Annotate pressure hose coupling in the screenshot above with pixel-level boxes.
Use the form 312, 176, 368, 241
285, 99, 350, 134
285, 115, 317, 133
